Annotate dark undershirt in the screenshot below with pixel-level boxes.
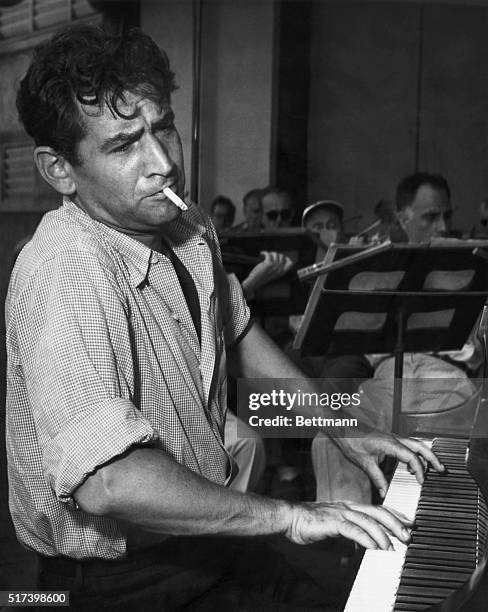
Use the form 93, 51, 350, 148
161, 241, 202, 345
160, 240, 254, 349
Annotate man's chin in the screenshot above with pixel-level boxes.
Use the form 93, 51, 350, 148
145, 198, 182, 221
165, 205, 183, 221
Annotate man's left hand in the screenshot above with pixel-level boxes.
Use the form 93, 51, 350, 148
333, 431, 445, 498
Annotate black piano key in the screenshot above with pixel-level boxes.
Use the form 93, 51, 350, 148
404, 554, 475, 567
411, 532, 475, 544
412, 526, 475, 538
395, 603, 436, 611
403, 561, 474, 573
396, 584, 454, 598
401, 567, 473, 583
406, 555, 474, 566
391, 437, 485, 611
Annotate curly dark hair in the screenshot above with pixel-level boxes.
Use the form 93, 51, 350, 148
16, 24, 177, 165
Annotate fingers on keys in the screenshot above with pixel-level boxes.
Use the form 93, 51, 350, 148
386, 437, 444, 485
399, 437, 445, 482
340, 504, 411, 550
362, 458, 389, 499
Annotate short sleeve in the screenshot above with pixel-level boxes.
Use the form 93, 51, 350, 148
222, 272, 251, 346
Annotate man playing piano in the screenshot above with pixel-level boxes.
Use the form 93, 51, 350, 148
6, 25, 443, 610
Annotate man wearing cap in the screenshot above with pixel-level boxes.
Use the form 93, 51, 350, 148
302, 199, 344, 260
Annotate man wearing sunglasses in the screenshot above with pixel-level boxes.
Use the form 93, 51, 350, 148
261, 186, 295, 228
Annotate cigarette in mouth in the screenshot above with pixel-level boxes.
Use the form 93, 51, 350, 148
163, 187, 188, 211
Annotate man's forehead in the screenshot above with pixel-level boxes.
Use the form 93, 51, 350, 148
245, 196, 261, 208
79, 93, 169, 131
262, 193, 291, 209
247, 202, 261, 211
411, 184, 450, 210
309, 208, 339, 223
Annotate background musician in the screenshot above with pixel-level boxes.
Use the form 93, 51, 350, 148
261, 185, 296, 228
395, 172, 452, 242
302, 199, 345, 261
232, 188, 264, 232
209, 194, 236, 232
313, 171, 480, 504
469, 197, 488, 238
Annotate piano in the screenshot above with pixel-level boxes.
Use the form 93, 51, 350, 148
344, 397, 488, 611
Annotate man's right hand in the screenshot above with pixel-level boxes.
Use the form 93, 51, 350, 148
241, 251, 293, 300
284, 501, 411, 550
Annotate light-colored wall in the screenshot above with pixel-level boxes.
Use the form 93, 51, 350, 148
0, 52, 30, 133
141, 0, 195, 200
199, 0, 275, 219
142, 0, 276, 221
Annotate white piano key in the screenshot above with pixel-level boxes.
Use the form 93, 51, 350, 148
343, 550, 405, 612
343, 440, 432, 611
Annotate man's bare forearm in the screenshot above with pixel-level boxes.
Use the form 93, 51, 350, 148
74, 446, 290, 537
73, 445, 414, 551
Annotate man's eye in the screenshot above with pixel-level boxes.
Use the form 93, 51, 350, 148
113, 141, 133, 154
156, 123, 176, 136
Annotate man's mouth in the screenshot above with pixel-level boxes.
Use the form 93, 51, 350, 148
149, 184, 177, 198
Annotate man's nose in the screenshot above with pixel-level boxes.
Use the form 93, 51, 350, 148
435, 215, 448, 236
144, 135, 174, 176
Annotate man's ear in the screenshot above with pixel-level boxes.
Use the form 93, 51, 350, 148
396, 206, 412, 231
34, 147, 76, 195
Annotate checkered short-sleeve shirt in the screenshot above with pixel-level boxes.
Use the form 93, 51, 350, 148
5, 198, 250, 559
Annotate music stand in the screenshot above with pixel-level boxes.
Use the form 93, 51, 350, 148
219, 228, 324, 316
294, 241, 488, 432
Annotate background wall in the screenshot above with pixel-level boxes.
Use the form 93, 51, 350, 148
418, 2, 488, 225
307, 1, 488, 234
142, 0, 276, 221
0, 52, 29, 132
198, 0, 275, 216
141, 0, 195, 200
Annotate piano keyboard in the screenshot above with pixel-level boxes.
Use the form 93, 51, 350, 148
344, 438, 486, 612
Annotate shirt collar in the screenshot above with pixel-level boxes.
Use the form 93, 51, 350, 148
62, 197, 207, 288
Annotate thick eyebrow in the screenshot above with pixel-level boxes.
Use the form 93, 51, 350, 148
421, 206, 442, 216
99, 127, 144, 153
99, 109, 176, 153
